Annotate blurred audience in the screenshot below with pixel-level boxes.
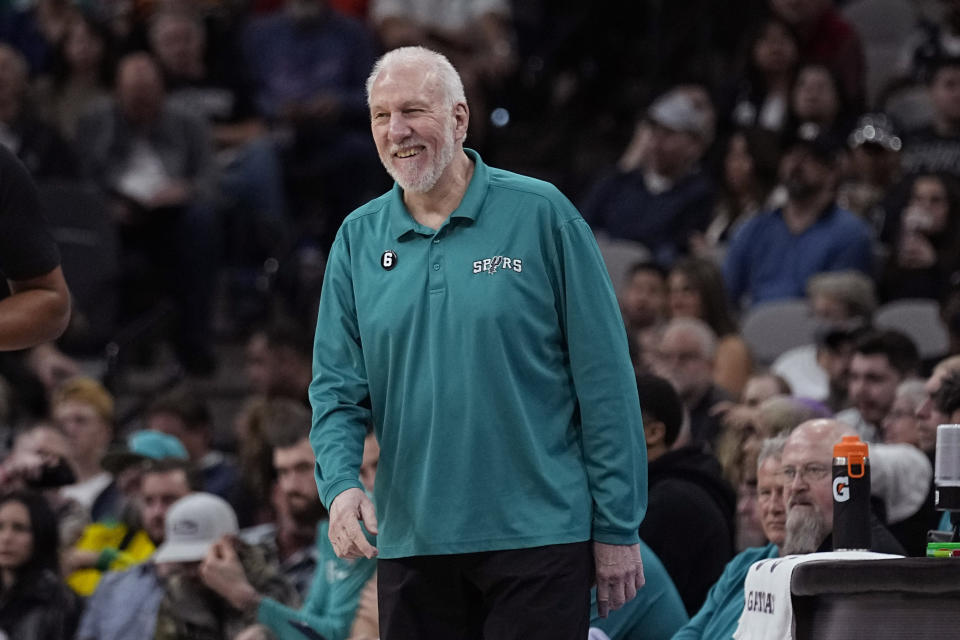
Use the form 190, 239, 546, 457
0, 0, 73, 76
241, 0, 382, 249
882, 379, 929, 447
152, 492, 300, 640
900, 56, 960, 176
697, 127, 781, 259
880, 172, 960, 301
635, 373, 734, 616
64, 429, 188, 596
755, 394, 831, 441
771, 270, 876, 406
838, 329, 921, 442
5, 423, 85, 546
52, 376, 119, 521
741, 371, 791, 407
838, 113, 903, 233
148, 4, 290, 269
243, 319, 313, 402
934, 368, 960, 421
725, 17, 799, 133
785, 62, 853, 142
0, 490, 79, 640
724, 129, 874, 308
652, 317, 733, 449
239, 399, 324, 599
917, 355, 960, 455
581, 86, 715, 267
76, 457, 197, 640
667, 257, 753, 397
0, 42, 79, 179
769, 0, 866, 107
75, 52, 219, 373
34, 10, 115, 139
145, 386, 242, 506
619, 260, 668, 374
896, 0, 960, 85
201, 432, 377, 640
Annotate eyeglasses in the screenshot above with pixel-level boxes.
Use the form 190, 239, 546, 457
781, 463, 830, 483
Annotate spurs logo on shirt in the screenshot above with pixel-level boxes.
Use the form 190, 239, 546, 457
472, 256, 523, 274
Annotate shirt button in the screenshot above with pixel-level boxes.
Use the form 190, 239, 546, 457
432, 238, 440, 244
433, 263, 441, 271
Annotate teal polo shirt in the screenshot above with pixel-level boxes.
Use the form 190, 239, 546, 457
310, 149, 646, 559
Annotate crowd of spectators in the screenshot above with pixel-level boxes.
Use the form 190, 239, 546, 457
2, 0, 960, 639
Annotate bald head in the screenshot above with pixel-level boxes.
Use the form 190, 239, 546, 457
785, 419, 857, 464
117, 53, 165, 126
654, 317, 717, 402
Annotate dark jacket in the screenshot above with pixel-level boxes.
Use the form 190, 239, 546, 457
580, 167, 714, 267
639, 445, 737, 616
0, 568, 79, 640
817, 512, 908, 556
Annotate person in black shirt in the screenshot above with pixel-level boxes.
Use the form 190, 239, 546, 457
0, 144, 70, 351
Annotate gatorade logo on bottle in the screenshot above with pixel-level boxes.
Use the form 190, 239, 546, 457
833, 476, 850, 502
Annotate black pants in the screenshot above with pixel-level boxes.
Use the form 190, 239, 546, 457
378, 541, 593, 640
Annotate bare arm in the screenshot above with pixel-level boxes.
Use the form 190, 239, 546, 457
0, 266, 70, 350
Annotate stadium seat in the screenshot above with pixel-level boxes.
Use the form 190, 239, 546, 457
741, 298, 820, 366
874, 298, 949, 361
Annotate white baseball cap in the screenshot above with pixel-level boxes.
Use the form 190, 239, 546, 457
152, 493, 239, 564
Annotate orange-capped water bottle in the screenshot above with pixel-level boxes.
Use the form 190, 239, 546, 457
832, 435, 871, 551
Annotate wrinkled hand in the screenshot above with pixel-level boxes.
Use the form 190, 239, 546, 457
593, 542, 645, 618
200, 536, 260, 612
62, 548, 100, 573
25, 343, 80, 392
329, 487, 378, 559
0, 451, 61, 489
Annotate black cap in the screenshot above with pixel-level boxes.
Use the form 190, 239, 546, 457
785, 122, 845, 163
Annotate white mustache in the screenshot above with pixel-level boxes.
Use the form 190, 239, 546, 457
390, 141, 425, 155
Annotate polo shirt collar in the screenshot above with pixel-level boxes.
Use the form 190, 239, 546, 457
389, 148, 489, 240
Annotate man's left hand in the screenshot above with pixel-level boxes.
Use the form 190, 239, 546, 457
593, 541, 645, 618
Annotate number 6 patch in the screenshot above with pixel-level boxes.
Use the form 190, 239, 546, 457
381, 250, 398, 271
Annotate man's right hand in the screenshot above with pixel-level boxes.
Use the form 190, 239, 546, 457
328, 487, 378, 559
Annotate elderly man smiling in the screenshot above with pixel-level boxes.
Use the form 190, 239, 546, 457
309, 46, 647, 640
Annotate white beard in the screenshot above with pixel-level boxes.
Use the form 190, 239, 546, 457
782, 505, 828, 555
385, 126, 456, 194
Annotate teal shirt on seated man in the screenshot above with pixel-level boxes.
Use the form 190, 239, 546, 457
257, 520, 375, 640
671, 543, 779, 639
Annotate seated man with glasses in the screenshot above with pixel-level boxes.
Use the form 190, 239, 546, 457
676, 418, 906, 639
780, 419, 904, 556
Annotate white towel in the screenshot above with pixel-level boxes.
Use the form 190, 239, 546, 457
733, 550, 902, 640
